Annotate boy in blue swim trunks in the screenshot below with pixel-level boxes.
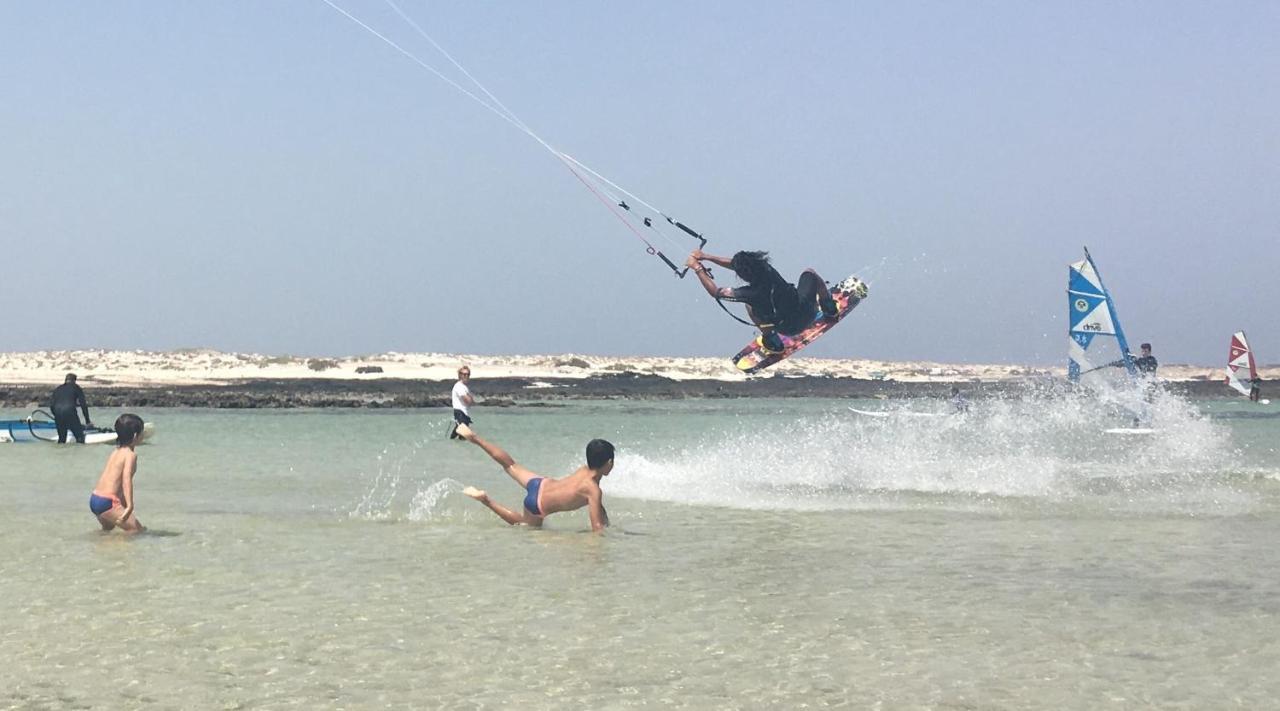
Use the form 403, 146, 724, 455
89, 414, 146, 533
458, 424, 614, 532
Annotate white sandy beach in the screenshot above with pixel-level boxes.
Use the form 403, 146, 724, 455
0, 349, 1264, 387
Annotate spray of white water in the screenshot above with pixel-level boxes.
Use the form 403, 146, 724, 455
608, 389, 1254, 515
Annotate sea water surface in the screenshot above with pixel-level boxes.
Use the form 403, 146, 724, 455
3, 395, 1279, 709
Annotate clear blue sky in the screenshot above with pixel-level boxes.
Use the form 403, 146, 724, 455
3, 1, 1277, 365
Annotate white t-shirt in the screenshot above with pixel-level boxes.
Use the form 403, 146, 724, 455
451, 381, 473, 414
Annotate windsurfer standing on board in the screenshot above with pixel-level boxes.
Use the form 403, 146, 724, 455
1109, 343, 1158, 376
1110, 342, 1160, 404
685, 250, 839, 354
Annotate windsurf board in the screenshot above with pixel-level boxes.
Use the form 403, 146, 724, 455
848, 407, 947, 419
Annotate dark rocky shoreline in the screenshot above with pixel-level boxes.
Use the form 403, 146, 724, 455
0, 374, 1241, 409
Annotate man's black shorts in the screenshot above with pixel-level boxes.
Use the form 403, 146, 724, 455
448, 409, 473, 439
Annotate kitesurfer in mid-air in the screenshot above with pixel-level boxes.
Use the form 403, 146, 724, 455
686, 249, 838, 353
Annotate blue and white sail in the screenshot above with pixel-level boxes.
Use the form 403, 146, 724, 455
1067, 248, 1136, 382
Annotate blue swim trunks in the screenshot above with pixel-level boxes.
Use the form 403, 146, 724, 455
89, 493, 116, 515
523, 477, 545, 516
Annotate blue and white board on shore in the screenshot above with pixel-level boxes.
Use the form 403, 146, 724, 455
0, 412, 154, 444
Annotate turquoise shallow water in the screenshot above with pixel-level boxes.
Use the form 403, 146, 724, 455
3, 396, 1279, 709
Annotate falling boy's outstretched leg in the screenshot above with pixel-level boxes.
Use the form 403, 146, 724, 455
457, 424, 543, 526
455, 424, 541, 488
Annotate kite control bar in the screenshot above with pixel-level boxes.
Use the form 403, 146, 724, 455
652, 233, 709, 278
619, 200, 711, 278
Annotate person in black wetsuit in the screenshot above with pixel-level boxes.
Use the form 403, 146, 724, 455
1110, 343, 1158, 375
1132, 343, 1158, 375
686, 249, 838, 353
50, 373, 93, 443
1108, 342, 1160, 405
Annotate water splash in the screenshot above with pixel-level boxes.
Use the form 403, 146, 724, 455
407, 478, 468, 522
349, 441, 421, 520
609, 388, 1251, 515
347, 419, 479, 522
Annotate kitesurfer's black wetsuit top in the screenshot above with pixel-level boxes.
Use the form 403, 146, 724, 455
721, 265, 807, 334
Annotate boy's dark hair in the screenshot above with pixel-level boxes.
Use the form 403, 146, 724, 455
65, 373, 77, 383
114, 413, 144, 447
586, 439, 615, 470
729, 251, 772, 284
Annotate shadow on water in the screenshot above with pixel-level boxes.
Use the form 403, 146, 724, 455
87, 529, 182, 542
138, 529, 182, 538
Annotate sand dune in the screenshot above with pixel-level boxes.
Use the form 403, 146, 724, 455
0, 349, 1264, 387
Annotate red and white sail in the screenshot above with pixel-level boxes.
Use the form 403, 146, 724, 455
1226, 331, 1258, 396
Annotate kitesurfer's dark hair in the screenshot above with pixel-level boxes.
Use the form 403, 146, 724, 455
586, 438, 615, 470
114, 413, 144, 447
729, 251, 772, 284
65, 373, 77, 383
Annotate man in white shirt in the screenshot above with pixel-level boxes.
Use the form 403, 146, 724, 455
448, 366, 475, 440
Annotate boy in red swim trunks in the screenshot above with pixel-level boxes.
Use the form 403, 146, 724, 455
457, 424, 614, 532
89, 414, 146, 533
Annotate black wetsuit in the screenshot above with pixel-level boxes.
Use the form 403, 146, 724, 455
50, 382, 90, 444
722, 266, 830, 335
1133, 355, 1158, 374
1109, 354, 1158, 375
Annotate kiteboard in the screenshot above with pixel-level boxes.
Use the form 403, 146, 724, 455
732, 276, 868, 374
1103, 428, 1160, 436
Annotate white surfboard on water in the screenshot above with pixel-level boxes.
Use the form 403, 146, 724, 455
848, 407, 948, 419
1104, 428, 1160, 435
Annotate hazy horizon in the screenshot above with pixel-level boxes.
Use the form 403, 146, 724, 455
3, 2, 1277, 366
